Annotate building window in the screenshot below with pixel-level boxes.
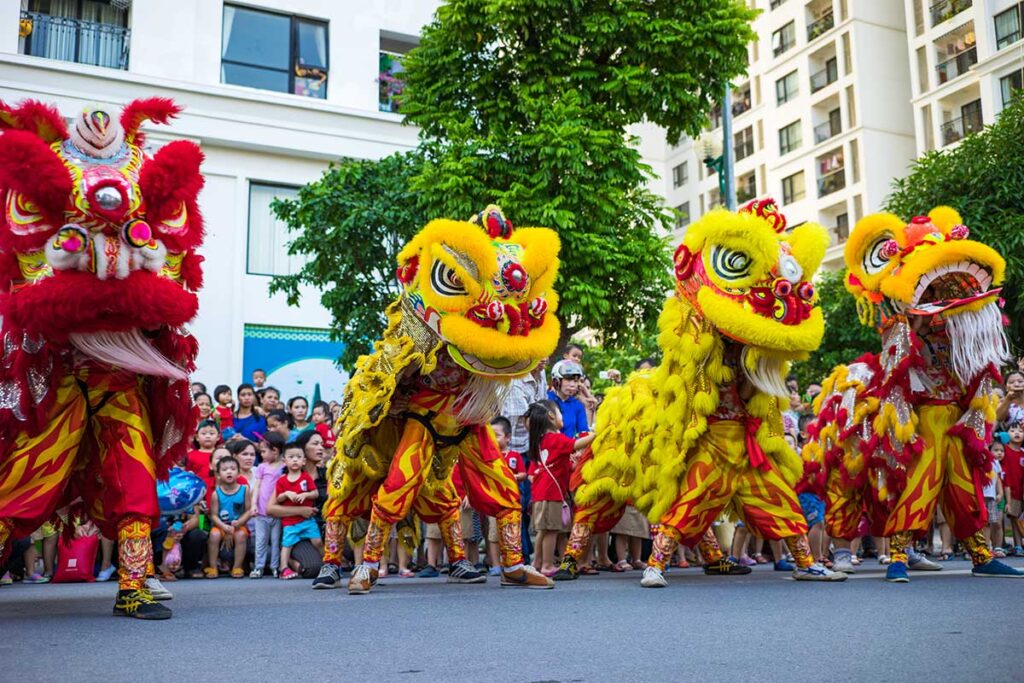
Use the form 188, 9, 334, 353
379, 34, 417, 113
247, 183, 307, 277
810, 57, 839, 93
782, 171, 805, 205
779, 120, 802, 155
1001, 69, 1024, 107
672, 162, 689, 188
221, 5, 328, 99
772, 21, 797, 57
674, 202, 691, 229
736, 172, 757, 204
995, 4, 1023, 51
735, 127, 755, 161
817, 149, 846, 196
776, 70, 799, 105
835, 212, 850, 241
770, 0, 789, 9
19, 0, 130, 70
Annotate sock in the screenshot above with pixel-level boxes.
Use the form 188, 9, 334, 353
562, 521, 593, 565
495, 509, 525, 568
360, 511, 393, 565
960, 530, 993, 566
698, 527, 724, 565
117, 516, 152, 592
784, 535, 814, 569
323, 518, 347, 566
889, 530, 913, 566
647, 526, 681, 572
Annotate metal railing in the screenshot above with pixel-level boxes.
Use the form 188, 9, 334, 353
935, 46, 978, 83
20, 11, 129, 70
817, 167, 846, 196
814, 119, 841, 143
930, 0, 972, 27
807, 11, 835, 42
940, 108, 984, 146
810, 61, 839, 93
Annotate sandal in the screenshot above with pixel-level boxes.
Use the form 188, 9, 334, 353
159, 571, 178, 582
850, 556, 861, 566
398, 569, 415, 578
595, 563, 615, 572
938, 552, 955, 561
753, 554, 769, 564
631, 560, 647, 570
613, 560, 632, 572
230, 568, 245, 578
674, 559, 690, 569
280, 568, 299, 580
189, 569, 205, 579
578, 565, 599, 575
387, 563, 399, 575
817, 556, 833, 569
203, 567, 218, 579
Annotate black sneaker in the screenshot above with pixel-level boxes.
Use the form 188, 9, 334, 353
551, 556, 579, 581
704, 557, 752, 576
312, 563, 341, 590
113, 589, 173, 620
447, 559, 487, 583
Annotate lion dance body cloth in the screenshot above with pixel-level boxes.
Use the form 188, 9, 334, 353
0, 98, 205, 618
324, 206, 560, 593
554, 200, 846, 585
804, 207, 1024, 581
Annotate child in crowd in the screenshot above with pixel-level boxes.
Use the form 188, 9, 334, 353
193, 392, 214, 422
206, 456, 253, 578
252, 368, 267, 389
250, 433, 286, 578
1002, 422, 1024, 555
212, 384, 235, 430
202, 446, 232, 511
527, 400, 596, 576
185, 419, 220, 476
485, 416, 527, 575
311, 400, 336, 452
266, 409, 292, 440
985, 441, 1006, 555
274, 443, 322, 579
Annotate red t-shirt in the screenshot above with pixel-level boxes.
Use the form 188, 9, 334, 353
185, 449, 212, 477
315, 422, 336, 449
503, 450, 526, 476
274, 471, 317, 526
1003, 445, 1024, 499
215, 405, 234, 429
530, 432, 575, 502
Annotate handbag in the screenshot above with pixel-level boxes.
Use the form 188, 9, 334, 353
539, 449, 573, 527
52, 534, 100, 583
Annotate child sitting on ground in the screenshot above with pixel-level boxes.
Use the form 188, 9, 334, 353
274, 443, 322, 579
206, 455, 253, 578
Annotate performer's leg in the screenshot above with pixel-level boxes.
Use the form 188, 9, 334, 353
824, 468, 864, 572
314, 474, 378, 589
111, 515, 170, 619
413, 480, 468, 565
697, 527, 725, 565
0, 520, 10, 565
554, 490, 625, 579
735, 461, 809, 565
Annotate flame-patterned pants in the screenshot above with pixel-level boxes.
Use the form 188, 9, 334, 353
0, 367, 158, 589
883, 403, 991, 565
824, 467, 886, 541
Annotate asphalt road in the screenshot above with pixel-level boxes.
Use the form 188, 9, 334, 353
2, 558, 1022, 683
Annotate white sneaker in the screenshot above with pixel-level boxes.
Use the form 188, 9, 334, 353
908, 556, 942, 571
832, 555, 857, 574
640, 566, 668, 588
144, 577, 173, 600
792, 563, 848, 581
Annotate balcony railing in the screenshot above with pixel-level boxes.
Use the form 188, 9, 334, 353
810, 62, 839, 93
807, 11, 835, 42
936, 46, 978, 83
930, 0, 972, 27
817, 167, 846, 196
732, 95, 752, 117
736, 182, 757, 204
20, 11, 130, 70
832, 222, 850, 242
940, 108, 984, 146
814, 119, 841, 143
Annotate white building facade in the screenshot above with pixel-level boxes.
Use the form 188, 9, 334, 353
1, 0, 441, 400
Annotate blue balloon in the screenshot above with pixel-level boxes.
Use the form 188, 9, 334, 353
157, 467, 206, 515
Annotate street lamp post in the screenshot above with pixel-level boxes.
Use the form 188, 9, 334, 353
701, 84, 738, 211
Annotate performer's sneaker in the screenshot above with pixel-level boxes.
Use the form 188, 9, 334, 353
704, 557, 752, 576
448, 559, 487, 584
908, 555, 942, 571
113, 589, 173, 620
972, 559, 1024, 578
347, 565, 379, 594
144, 577, 173, 601
794, 563, 848, 581
551, 556, 579, 581
312, 563, 342, 589
831, 554, 857, 574
884, 561, 910, 583
640, 566, 668, 588
500, 565, 554, 589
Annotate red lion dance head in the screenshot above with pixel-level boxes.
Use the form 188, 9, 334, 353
0, 98, 203, 472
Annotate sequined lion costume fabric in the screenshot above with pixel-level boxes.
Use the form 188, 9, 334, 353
804, 207, 1023, 580
555, 200, 845, 585
0, 99, 204, 618
323, 206, 560, 593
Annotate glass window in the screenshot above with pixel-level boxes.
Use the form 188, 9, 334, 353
221, 5, 328, 99
735, 127, 755, 161
995, 5, 1022, 51
1001, 69, 1024, 107
772, 22, 796, 57
776, 70, 798, 104
675, 202, 690, 229
779, 120, 802, 155
247, 183, 307, 277
782, 171, 805, 205
672, 161, 689, 188
22, 0, 130, 69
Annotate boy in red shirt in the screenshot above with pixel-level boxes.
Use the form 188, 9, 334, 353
273, 444, 321, 579
485, 417, 527, 574
184, 420, 220, 477
1002, 422, 1024, 554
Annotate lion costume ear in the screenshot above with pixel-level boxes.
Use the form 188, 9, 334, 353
927, 205, 962, 233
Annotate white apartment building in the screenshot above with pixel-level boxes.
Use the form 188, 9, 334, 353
654, 0, 918, 268
0, 0, 441, 400
905, 0, 1024, 154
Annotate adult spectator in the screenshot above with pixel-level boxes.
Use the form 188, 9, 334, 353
287, 396, 313, 437
190, 381, 207, 396
258, 386, 281, 414
548, 360, 589, 437
996, 371, 1024, 424
234, 383, 267, 441
500, 359, 548, 455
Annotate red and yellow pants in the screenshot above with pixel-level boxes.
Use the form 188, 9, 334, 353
824, 467, 887, 541
0, 367, 158, 589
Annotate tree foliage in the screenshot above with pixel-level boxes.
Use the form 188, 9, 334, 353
575, 334, 662, 395
400, 0, 757, 346
885, 94, 1024, 345
269, 151, 427, 368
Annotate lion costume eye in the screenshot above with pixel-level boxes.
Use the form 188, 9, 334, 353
430, 260, 467, 296
862, 234, 892, 275
709, 245, 752, 281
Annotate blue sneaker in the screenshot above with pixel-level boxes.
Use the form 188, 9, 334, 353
773, 559, 795, 571
885, 561, 910, 583
972, 559, 1024, 578
416, 565, 440, 578
488, 566, 502, 577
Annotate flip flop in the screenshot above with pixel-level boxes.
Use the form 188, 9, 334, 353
578, 565, 599, 575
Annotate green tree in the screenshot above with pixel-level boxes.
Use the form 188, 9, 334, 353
575, 335, 662, 394
791, 268, 876, 388
269, 151, 427, 368
400, 0, 757, 347
885, 94, 1024, 344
